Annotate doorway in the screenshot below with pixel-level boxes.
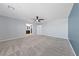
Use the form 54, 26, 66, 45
25, 24, 32, 34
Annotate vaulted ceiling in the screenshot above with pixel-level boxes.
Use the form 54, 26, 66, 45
0, 3, 73, 23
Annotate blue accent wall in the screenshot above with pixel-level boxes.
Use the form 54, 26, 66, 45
68, 3, 79, 56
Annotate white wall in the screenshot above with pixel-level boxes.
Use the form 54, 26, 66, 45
0, 3, 72, 40
0, 16, 26, 40
0, 15, 68, 40
41, 18, 68, 39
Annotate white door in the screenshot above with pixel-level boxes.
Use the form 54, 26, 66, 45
37, 25, 42, 35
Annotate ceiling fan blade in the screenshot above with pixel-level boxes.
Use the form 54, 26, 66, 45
39, 19, 44, 20
36, 16, 39, 19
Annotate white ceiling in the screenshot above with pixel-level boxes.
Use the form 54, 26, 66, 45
0, 3, 73, 23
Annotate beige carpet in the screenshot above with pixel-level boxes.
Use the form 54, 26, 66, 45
0, 35, 75, 56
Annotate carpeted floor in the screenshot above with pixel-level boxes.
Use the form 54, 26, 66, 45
0, 35, 75, 56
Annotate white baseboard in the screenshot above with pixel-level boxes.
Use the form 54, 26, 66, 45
0, 35, 26, 42
67, 39, 76, 56
0, 34, 32, 42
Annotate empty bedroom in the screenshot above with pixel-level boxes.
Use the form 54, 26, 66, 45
0, 3, 79, 56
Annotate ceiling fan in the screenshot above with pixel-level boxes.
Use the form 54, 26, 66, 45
34, 16, 44, 22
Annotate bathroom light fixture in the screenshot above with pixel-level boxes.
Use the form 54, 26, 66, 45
26, 24, 32, 26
